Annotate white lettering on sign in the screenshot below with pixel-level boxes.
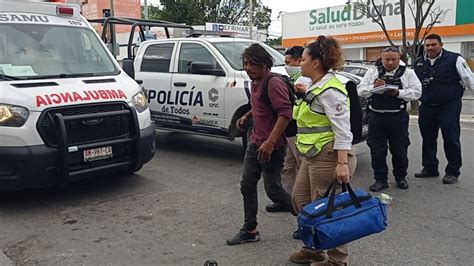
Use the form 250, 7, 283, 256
0, 13, 85, 27
35, 89, 128, 107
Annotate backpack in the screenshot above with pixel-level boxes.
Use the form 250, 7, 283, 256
261, 73, 364, 143
260, 73, 298, 137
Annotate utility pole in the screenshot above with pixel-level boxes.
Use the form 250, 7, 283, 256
110, 0, 116, 57
144, 0, 149, 35
249, 0, 253, 40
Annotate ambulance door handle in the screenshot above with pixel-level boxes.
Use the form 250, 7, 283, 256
173, 82, 187, 87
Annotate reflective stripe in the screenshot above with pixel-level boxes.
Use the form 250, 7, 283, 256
299, 145, 319, 158
303, 92, 317, 104
298, 126, 332, 134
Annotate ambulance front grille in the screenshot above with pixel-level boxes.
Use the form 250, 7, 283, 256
37, 102, 132, 147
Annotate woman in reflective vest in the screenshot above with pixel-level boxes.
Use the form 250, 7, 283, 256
289, 36, 357, 265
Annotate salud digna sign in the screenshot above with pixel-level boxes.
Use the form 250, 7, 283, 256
309, 2, 402, 26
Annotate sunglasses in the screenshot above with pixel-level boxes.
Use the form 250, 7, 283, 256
382, 46, 400, 53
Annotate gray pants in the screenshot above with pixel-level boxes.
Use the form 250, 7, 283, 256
240, 143, 292, 231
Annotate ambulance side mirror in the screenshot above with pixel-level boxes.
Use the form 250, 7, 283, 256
122, 59, 135, 79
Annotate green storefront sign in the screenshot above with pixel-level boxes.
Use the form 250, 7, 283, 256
456, 0, 474, 25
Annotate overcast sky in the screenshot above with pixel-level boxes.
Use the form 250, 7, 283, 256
140, 0, 348, 36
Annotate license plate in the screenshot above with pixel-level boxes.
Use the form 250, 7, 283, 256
83, 146, 113, 162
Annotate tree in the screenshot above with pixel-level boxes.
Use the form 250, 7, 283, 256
141, 3, 161, 20
151, 0, 272, 32
266, 36, 282, 46
349, 0, 448, 65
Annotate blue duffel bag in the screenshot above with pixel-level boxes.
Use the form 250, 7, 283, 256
298, 181, 388, 250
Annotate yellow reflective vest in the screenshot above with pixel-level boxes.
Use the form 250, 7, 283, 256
293, 76, 349, 157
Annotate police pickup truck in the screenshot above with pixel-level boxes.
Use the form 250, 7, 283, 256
94, 18, 367, 148
0, 2, 156, 190
131, 38, 368, 148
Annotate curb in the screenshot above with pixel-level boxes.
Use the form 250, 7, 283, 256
410, 115, 474, 128
0, 251, 12, 266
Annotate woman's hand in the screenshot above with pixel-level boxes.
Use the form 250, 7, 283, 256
335, 163, 350, 183
294, 83, 308, 93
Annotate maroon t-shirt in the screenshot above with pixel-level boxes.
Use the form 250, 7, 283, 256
250, 72, 292, 148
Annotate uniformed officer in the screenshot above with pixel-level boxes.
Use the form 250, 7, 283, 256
414, 34, 474, 184
359, 46, 422, 192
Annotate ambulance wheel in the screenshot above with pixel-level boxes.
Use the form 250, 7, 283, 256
122, 164, 143, 175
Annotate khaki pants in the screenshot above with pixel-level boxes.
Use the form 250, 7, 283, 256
292, 141, 357, 265
281, 137, 301, 194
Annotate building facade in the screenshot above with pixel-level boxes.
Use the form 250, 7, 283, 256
282, 0, 474, 62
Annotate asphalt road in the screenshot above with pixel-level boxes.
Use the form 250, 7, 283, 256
0, 125, 473, 265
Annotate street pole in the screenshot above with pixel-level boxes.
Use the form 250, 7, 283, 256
144, 0, 149, 35
249, 0, 253, 40
110, 0, 116, 57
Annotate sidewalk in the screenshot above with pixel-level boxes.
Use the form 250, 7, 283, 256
410, 114, 474, 128
0, 251, 12, 266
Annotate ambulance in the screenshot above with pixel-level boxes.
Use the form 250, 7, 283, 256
0, 1, 156, 190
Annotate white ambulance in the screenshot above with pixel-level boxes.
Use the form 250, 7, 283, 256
0, 2, 156, 190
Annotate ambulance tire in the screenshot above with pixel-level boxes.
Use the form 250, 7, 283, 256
122, 163, 143, 175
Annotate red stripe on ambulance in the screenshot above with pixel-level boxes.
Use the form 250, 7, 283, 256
36, 89, 128, 107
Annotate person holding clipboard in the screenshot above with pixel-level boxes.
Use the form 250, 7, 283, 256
358, 46, 422, 192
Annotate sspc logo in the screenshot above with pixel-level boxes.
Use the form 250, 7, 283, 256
208, 88, 219, 108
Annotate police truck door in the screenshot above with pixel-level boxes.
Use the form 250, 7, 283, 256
137, 42, 178, 128
170, 41, 227, 136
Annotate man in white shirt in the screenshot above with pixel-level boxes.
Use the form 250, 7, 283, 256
414, 34, 474, 184
358, 46, 422, 192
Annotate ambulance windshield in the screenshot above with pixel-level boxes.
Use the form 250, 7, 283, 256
212, 41, 285, 70
0, 24, 119, 79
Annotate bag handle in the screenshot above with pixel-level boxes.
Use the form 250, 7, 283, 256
322, 179, 349, 199
325, 182, 362, 219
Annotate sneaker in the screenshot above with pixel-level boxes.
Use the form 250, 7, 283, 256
289, 248, 326, 264
292, 229, 300, 240
396, 178, 409, 189
442, 175, 458, 184
369, 181, 389, 192
226, 229, 260, 245
414, 169, 439, 178
265, 203, 293, 213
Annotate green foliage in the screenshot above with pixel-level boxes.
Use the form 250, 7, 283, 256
266, 36, 282, 46
141, 0, 272, 31
141, 3, 161, 20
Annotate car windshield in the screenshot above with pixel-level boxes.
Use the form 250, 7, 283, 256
0, 24, 119, 80
212, 41, 285, 70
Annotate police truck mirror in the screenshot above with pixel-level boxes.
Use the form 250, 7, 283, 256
122, 59, 135, 79
190, 62, 225, 76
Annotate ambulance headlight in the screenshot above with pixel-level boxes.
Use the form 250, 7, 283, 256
0, 104, 29, 127
132, 91, 148, 113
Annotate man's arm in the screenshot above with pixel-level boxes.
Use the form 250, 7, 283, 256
357, 69, 377, 98
267, 116, 290, 145
456, 57, 474, 91
257, 77, 292, 161
397, 69, 422, 101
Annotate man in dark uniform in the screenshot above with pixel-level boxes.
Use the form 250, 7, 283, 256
414, 34, 474, 184
359, 46, 422, 192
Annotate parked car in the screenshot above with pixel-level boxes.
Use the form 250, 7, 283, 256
343, 64, 375, 78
